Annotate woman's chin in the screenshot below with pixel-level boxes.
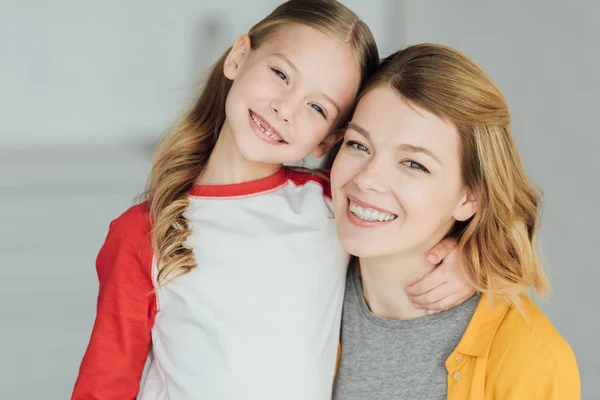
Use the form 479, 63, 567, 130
339, 238, 388, 259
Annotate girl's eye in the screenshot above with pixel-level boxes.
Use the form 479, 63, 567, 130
311, 104, 326, 118
271, 68, 287, 82
345, 140, 370, 154
402, 160, 430, 173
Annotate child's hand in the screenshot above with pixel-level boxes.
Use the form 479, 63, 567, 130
405, 238, 475, 315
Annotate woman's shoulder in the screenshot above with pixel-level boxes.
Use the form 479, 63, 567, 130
498, 296, 573, 355
488, 296, 579, 394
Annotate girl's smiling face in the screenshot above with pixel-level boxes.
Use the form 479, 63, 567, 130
222, 23, 361, 165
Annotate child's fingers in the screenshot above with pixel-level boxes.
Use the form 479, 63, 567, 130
415, 294, 459, 315
426, 237, 457, 264
412, 286, 476, 313
408, 282, 451, 306
405, 262, 451, 296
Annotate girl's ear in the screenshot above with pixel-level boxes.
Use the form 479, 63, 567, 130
223, 35, 252, 80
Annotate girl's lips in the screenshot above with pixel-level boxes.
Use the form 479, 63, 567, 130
249, 110, 287, 144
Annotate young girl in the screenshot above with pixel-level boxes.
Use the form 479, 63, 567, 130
72, 2, 472, 399
331, 44, 579, 399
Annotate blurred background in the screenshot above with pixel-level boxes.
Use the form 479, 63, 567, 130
1, 0, 598, 398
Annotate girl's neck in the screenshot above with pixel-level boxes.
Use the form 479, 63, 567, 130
197, 121, 283, 185
358, 251, 436, 320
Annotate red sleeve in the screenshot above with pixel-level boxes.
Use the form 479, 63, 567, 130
72, 203, 157, 400
288, 168, 332, 199
317, 169, 332, 199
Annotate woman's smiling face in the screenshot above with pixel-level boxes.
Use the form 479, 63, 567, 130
331, 86, 477, 259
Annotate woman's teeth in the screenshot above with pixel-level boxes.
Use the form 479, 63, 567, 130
349, 201, 397, 222
251, 112, 284, 142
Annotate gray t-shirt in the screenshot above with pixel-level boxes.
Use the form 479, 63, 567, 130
333, 266, 480, 400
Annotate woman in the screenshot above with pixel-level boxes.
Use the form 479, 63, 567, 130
330, 44, 580, 399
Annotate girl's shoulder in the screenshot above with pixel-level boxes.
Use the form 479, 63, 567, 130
110, 202, 152, 235
104, 202, 153, 257
97, 202, 154, 285
286, 167, 332, 199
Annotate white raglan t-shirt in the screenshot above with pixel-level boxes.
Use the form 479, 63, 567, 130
72, 167, 350, 400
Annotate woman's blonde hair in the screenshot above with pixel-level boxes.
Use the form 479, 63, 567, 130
359, 44, 549, 305
143, 0, 379, 284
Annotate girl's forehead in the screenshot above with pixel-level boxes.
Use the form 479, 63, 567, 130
259, 24, 351, 62
256, 24, 361, 107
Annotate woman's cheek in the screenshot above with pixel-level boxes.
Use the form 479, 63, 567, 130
331, 153, 351, 189
337, 155, 363, 188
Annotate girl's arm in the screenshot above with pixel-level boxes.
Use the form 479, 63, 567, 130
405, 238, 475, 314
72, 205, 156, 399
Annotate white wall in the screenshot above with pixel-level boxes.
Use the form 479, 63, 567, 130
0, 0, 392, 149
0, 0, 284, 148
402, 1, 599, 398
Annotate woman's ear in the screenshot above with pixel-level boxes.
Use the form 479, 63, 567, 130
453, 190, 478, 222
223, 34, 251, 80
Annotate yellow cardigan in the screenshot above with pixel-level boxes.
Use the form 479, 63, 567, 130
336, 294, 580, 399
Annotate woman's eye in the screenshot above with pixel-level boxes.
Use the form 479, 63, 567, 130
345, 140, 370, 154
402, 160, 430, 173
311, 104, 326, 117
271, 68, 287, 82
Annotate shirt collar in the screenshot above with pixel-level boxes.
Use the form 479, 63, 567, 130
454, 293, 511, 357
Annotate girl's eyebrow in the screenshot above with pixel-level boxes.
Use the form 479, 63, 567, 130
273, 53, 341, 115
274, 53, 298, 72
323, 94, 341, 115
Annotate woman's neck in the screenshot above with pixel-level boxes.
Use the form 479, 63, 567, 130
359, 252, 436, 320
197, 121, 282, 185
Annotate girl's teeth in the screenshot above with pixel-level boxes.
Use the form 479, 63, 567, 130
349, 201, 396, 222
251, 113, 283, 142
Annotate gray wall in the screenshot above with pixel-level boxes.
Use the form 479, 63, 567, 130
1, 1, 597, 398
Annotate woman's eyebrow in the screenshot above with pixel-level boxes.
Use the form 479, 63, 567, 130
347, 122, 370, 139
396, 143, 443, 166
348, 122, 443, 166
